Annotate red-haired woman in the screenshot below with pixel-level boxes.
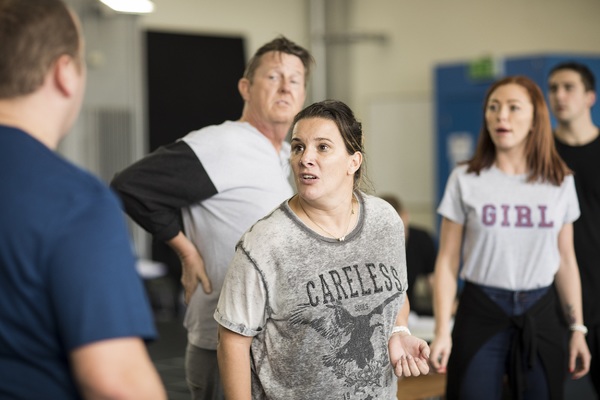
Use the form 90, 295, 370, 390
430, 76, 590, 399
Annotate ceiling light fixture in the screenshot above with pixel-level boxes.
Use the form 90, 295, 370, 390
98, 0, 155, 14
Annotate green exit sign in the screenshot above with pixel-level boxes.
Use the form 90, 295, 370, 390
469, 56, 502, 80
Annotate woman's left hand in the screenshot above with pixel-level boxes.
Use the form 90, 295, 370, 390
389, 333, 430, 377
569, 331, 591, 379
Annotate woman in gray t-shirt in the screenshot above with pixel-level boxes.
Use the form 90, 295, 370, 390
215, 100, 430, 399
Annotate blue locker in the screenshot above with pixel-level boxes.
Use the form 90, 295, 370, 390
435, 54, 600, 220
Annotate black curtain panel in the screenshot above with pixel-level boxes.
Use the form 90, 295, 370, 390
145, 30, 246, 151
145, 31, 246, 313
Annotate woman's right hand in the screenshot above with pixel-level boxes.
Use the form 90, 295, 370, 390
429, 333, 452, 373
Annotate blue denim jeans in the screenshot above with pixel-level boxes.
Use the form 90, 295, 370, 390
460, 284, 551, 400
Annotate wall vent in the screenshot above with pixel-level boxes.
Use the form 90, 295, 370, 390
86, 107, 134, 184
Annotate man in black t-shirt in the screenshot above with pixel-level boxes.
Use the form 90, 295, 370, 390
549, 61, 600, 395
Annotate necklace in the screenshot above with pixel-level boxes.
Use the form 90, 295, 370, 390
297, 196, 355, 241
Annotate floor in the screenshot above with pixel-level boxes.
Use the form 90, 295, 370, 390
144, 276, 190, 400
147, 319, 189, 400
566, 374, 598, 399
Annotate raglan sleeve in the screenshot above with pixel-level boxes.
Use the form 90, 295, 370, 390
110, 140, 217, 242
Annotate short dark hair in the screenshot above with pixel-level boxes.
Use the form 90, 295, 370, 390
549, 61, 596, 93
243, 36, 314, 84
292, 99, 366, 189
0, 0, 80, 99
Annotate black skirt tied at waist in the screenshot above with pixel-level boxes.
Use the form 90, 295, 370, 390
446, 281, 568, 400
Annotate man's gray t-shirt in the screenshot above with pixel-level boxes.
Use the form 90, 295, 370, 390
215, 193, 407, 399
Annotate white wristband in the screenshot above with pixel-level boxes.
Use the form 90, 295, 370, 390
570, 323, 588, 336
391, 325, 411, 337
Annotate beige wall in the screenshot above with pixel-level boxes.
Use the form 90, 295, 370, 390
140, 0, 600, 232
351, 0, 600, 231
352, 0, 600, 97
141, 0, 309, 58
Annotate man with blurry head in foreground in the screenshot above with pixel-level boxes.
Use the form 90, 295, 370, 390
0, 1, 166, 398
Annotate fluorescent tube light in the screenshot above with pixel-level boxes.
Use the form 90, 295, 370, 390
99, 0, 155, 14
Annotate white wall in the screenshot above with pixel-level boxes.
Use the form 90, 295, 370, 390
138, 0, 600, 232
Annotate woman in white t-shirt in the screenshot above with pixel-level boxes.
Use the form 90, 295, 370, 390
430, 76, 591, 400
